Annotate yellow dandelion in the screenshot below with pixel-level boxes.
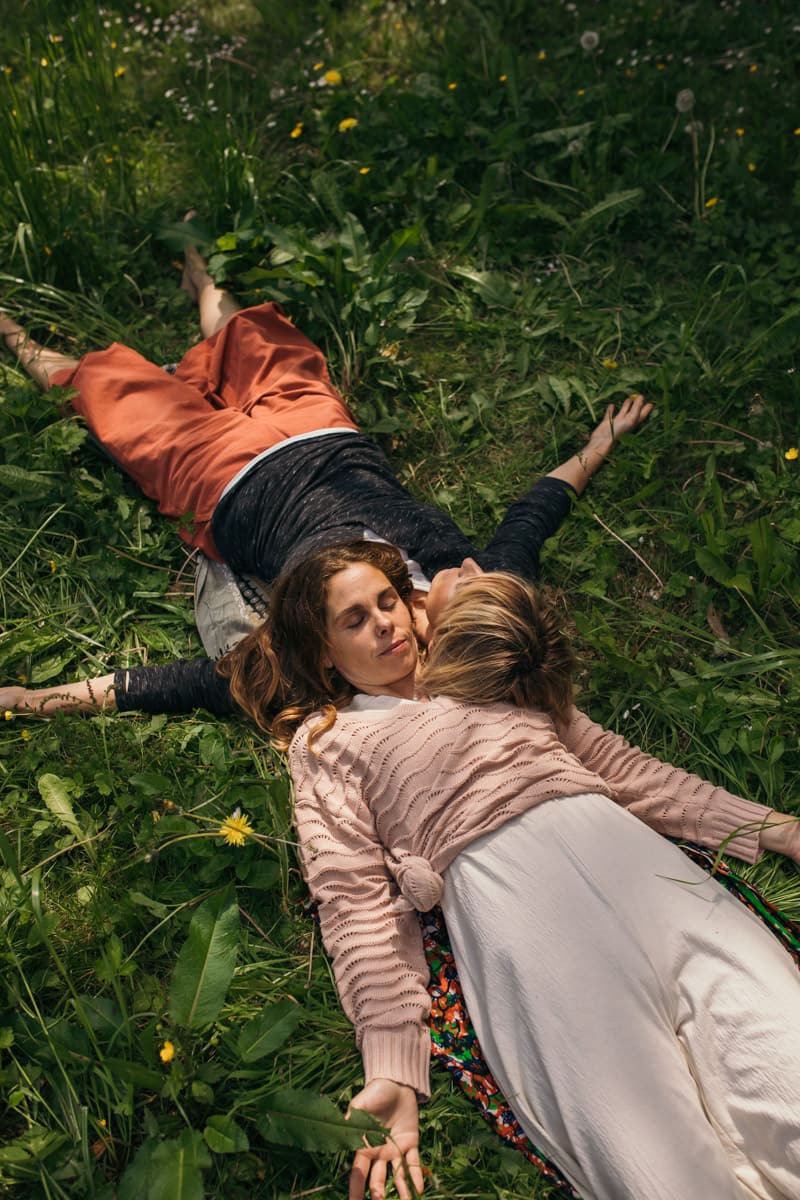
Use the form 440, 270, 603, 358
323, 68, 342, 86
290, 122, 304, 138
105, 156, 114, 164
448, 81, 457, 90
499, 74, 507, 82
17, 674, 27, 685
735, 127, 745, 136
704, 196, 718, 209
359, 166, 371, 174
40, 57, 48, 67
537, 50, 547, 61
601, 357, 618, 369
747, 162, 756, 172
44, 247, 52, 257
218, 810, 253, 847
577, 88, 585, 95
110, 40, 117, 49
313, 61, 324, 70
625, 68, 634, 78
338, 117, 358, 132
159, 1040, 175, 1064
151, 809, 161, 823
795, 128, 800, 135
50, 559, 56, 572
749, 64, 758, 73
114, 66, 126, 78
4, 66, 12, 75
656, 62, 665, 70
785, 447, 799, 461
21, 729, 31, 742
4, 711, 14, 721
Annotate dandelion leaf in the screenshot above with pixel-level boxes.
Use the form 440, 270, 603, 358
260, 1088, 385, 1152
168, 885, 239, 1028
202, 1114, 250, 1154
578, 188, 643, 226
236, 997, 303, 1063
118, 1131, 210, 1200
37, 774, 85, 843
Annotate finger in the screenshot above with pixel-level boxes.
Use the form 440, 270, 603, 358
350, 1149, 373, 1200
369, 1156, 388, 1200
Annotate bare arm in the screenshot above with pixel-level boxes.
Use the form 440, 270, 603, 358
1, 675, 117, 717
547, 394, 653, 497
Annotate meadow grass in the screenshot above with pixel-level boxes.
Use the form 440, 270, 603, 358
0, 0, 798, 1195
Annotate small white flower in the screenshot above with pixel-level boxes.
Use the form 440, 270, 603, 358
675, 88, 695, 112
580, 30, 600, 51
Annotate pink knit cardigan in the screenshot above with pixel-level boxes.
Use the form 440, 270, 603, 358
290, 697, 771, 1098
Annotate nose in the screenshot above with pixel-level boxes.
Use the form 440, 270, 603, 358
374, 607, 394, 635
458, 557, 483, 580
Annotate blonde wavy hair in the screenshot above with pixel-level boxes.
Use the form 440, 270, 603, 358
216, 541, 414, 749
420, 572, 574, 718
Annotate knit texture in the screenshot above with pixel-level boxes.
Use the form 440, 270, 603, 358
290, 697, 772, 1098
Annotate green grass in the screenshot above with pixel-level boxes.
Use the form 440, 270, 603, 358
1, 0, 799, 1195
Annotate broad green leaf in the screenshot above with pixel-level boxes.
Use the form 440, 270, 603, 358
37, 775, 85, 842
203, 1114, 250, 1154
0, 464, 53, 498
578, 187, 643, 225
260, 1088, 384, 1153
150, 1131, 211, 1200
236, 998, 303, 1063
169, 886, 239, 1028
103, 1057, 164, 1090
448, 267, 516, 308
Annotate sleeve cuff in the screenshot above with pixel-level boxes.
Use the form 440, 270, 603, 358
360, 1025, 431, 1101
700, 790, 772, 863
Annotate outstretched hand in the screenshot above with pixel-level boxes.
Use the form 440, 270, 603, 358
348, 1079, 424, 1200
587, 394, 653, 450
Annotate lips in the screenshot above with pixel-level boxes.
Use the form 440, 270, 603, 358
380, 637, 407, 656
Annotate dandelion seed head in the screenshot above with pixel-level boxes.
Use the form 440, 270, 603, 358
675, 88, 695, 112
580, 30, 599, 51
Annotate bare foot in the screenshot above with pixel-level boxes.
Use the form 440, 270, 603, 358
179, 210, 213, 303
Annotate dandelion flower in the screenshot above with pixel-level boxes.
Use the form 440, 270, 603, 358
114, 66, 126, 78
749, 64, 758, 73
537, 50, 547, 61
323, 68, 342, 86
704, 196, 718, 209
159, 1040, 175, 1064
151, 809, 161, 823
4, 711, 14, 721
656, 62, 665, 71
785, 447, 799, 461
601, 357, 618, 369
447, 81, 457, 90
40, 57, 48, 67
580, 31, 599, 51
735, 127, 745, 136
359, 166, 371, 174
338, 117, 358, 132
577, 88, 586, 96
747, 162, 756, 172
795, 128, 800, 136
218, 809, 253, 847
17, 674, 27, 685
675, 88, 695, 113
499, 74, 507, 82
49, 559, 56, 572
290, 122, 304, 138
21, 729, 31, 742
313, 61, 324, 70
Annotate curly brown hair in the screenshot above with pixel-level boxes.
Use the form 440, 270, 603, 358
420, 572, 574, 719
216, 541, 414, 748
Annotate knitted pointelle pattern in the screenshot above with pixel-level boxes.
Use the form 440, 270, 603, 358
290, 697, 771, 1098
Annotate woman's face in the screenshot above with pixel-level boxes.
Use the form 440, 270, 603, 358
324, 563, 418, 698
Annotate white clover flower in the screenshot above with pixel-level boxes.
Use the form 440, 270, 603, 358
675, 88, 695, 112
580, 30, 600, 51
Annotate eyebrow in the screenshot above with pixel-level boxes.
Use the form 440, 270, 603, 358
333, 586, 397, 625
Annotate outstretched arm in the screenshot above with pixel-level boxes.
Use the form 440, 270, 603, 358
348, 1079, 424, 1200
547, 393, 653, 497
1, 676, 117, 716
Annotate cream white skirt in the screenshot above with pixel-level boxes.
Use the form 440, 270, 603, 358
442, 793, 800, 1200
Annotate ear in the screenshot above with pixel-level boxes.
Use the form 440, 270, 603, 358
322, 654, 333, 670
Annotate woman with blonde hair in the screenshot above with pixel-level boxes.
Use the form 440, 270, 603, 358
264, 547, 800, 1200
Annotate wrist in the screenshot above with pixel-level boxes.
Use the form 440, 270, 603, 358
759, 812, 796, 854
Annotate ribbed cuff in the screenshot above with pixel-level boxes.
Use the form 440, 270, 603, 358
701, 790, 772, 864
360, 1025, 431, 1101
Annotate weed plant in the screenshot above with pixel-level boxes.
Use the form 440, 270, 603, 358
1, 0, 798, 1196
